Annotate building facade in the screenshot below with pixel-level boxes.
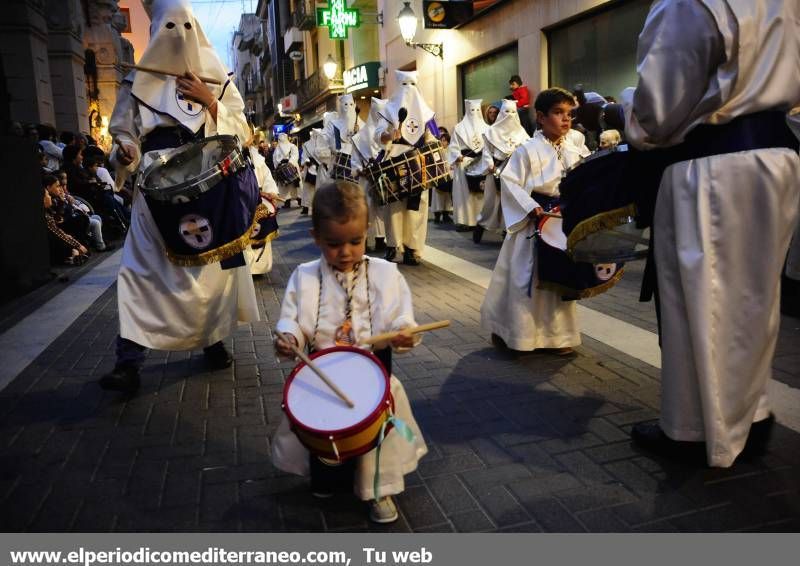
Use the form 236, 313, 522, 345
0, 0, 141, 143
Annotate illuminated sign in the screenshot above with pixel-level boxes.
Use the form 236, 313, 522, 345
343, 62, 381, 93
317, 0, 361, 40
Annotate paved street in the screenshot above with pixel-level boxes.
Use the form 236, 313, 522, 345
1, 206, 799, 532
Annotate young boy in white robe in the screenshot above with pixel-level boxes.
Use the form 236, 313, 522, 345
480, 88, 589, 353
273, 133, 301, 207
271, 181, 427, 524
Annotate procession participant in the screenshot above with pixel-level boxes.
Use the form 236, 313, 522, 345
324, 94, 365, 182
431, 131, 453, 224
100, 0, 259, 393
474, 100, 529, 243
244, 127, 280, 276
271, 181, 427, 524
374, 70, 441, 266
449, 99, 489, 231
300, 128, 333, 216
273, 133, 300, 208
480, 88, 589, 353
624, 0, 800, 467
351, 97, 388, 251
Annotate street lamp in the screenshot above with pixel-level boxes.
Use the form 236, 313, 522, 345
397, 1, 443, 59
323, 54, 338, 81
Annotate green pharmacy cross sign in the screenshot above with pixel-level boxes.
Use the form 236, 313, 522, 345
317, 0, 361, 40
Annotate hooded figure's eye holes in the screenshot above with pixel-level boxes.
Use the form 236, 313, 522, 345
166, 22, 175, 29
184, 22, 192, 30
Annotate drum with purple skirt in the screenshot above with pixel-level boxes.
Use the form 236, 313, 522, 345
417, 140, 452, 191
362, 148, 426, 206
138, 135, 260, 267
275, 161, 300, 185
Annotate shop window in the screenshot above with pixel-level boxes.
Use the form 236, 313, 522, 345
547, 0, 651, 100
459, 45, 519, 117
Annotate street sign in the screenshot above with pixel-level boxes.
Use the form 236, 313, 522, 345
316, 0, 361, 40
423, 0, 474, 29
343, 61, 381, 94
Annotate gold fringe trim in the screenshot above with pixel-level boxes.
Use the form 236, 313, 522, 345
565, 204, 638, 255
166, 204, 271, 267
537, 267, 626, 300
250, 229, 280, 249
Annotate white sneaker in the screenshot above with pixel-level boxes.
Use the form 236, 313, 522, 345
368, 496, 398, 524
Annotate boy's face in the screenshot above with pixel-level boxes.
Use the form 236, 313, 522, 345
312, 210, 368, 272
46, 182, 61, 198
537, 101, 574, 140
509, 81, 520, 90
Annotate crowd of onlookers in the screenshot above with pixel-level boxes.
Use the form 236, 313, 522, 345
7, 121, 132, 267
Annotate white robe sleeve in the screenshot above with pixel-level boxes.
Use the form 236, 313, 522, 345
499, 145, 540, 233
108, 81, 142, 173
207, 79, 250, 142
624, 0, 726, 149
447, 130, 464, 166
275, 267, 308, 353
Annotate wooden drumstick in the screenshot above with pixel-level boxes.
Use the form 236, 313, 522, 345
278, 333, 355, 408
540, 211, 562, 219
361, 320, 451, 347
119, 62, 223, 85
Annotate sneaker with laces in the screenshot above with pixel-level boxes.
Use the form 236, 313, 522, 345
368, 496, 398, 524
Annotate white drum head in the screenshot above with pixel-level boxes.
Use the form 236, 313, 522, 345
540, 216, 567, 250
285, 349, 387, 433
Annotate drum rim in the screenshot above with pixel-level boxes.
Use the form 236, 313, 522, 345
138, 134, 244, 199
282, 345, 391, 438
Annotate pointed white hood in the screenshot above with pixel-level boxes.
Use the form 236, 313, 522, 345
352, 97, 387, 161
133, 0, 229, 132
484, 99, 529, 155
380, 70, 435, 146
453, 99, 488, 152
329, 94, 361, 141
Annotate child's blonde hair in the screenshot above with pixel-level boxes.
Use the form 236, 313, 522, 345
311, 181, 368, 232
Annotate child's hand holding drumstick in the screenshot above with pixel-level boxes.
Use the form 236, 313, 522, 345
274, 332, 299, 358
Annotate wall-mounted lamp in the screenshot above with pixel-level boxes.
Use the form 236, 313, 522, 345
398, 2, 443, 59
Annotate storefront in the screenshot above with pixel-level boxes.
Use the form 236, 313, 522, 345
459, 44, 518, 117
343, 60, 383, 116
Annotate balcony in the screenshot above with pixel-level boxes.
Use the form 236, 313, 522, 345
283, 26, 303, 54
295, 70, 344, 109
292, 0, 316, 31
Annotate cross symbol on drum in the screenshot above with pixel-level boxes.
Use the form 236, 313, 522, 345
179, 214, 214, 249
175, 89, 203, 116
403, 118, 420, 136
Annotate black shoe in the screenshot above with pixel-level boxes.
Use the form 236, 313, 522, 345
403, 248, 420, 266
204, 341, 233, 369
374, 237, 387, 252
491, 333, 509, 351
310, 456, 356, 498
472, 226, 485, 243
742, 413, 775, 457
433, 212, 442, 224
442, 212, 453, 224
631, 422, 706, 463
283, 200, 291, 209
384, 247, 397, 262
296, 198, 302, 206
98, 366, 140, 394
300, 207, 309, 215
455, 224, 474, 232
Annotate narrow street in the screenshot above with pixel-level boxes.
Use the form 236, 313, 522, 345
0, 207, 799, 532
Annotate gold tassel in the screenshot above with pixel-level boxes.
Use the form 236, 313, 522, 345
565, 204, 638, 254
537, 267, 626, 300
165, 203, 271, 267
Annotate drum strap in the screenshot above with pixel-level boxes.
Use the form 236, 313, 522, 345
311, 258, 374, 351
527, 195, 560, 298
373, 414, 415, 500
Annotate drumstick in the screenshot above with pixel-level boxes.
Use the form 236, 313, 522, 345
119, 62, 222, 85
278, 332, 355, 408
361, 320, 451, 347
540, 211, 562, 218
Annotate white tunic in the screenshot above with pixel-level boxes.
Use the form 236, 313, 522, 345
109, 79, 259, 350
624, 0, 800, 467
480, 132, 588, 351
449, 101, 489, 226
273, 140, 300, 201
271, 257, 428, 500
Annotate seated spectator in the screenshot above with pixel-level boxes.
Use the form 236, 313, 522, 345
59, 131, 76, 149
43, 176, 89, 265
83, 153, 131, 230
38, 124, 63, 171
55, 170, 114, 252
84, 145, 131, 208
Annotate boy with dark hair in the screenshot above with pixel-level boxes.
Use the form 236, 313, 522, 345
509, 75, 533, 135
481, 87, 589, 353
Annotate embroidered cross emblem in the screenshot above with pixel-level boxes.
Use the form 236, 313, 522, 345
175, 90, 203, 116
403, 118, 420, 136
179, 214, 213, 249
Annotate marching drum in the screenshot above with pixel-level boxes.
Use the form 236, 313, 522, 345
362, 148, 426, 206
275, 161, 300, 186
249, 194, 279, 248
282, 346, 395, 461
536, 207, 625, 300
332, 151, 357, 181
417, 140, 452, 191
559, 146, 649, 263
138, 135, 260, 267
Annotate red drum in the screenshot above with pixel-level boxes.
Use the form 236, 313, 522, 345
332, 151, 357, 181
282, 346, 394, 461
362, 148, 426, 206
275, 162, 300, 185
536, 208, 625, 300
